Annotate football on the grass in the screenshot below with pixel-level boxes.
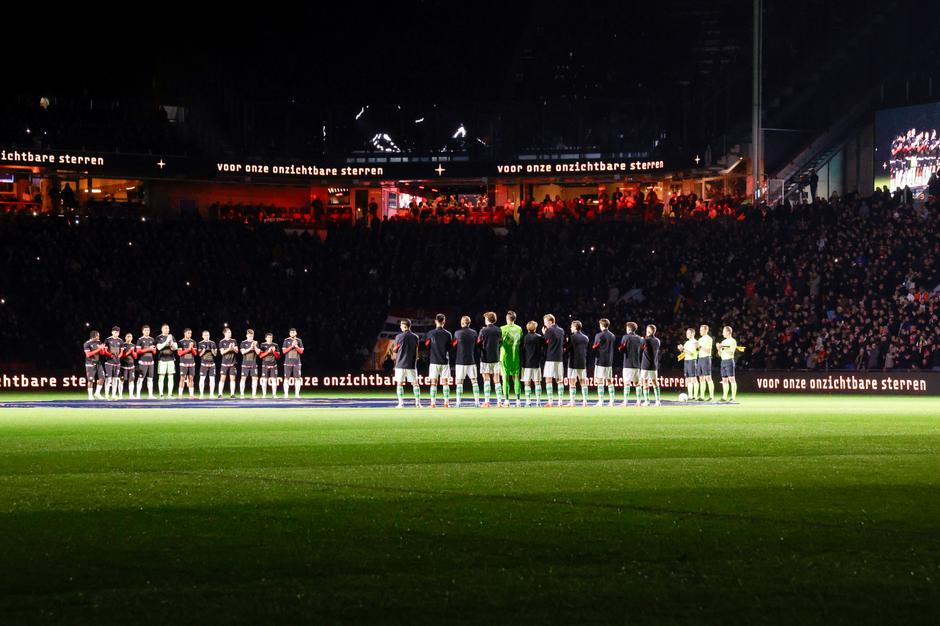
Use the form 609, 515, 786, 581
678, 392, 689, 402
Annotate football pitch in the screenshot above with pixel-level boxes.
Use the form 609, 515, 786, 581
0, 393, 937, 625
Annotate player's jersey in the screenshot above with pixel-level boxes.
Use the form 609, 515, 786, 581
593, 330, 617, 367
156, 334, 176, 362
120, 342, 136, 367
83, 339, 102, 365
544, 325, 565, 362
479, 325, 501, 363
260, 341, 279, 364
522, 332, 543, 369
619, 332, 643, 369
179, 338, 196, 364
198, 340, 217, 363
104, 337, 123, 364
641, 336, 661, 370
500, 323, 523, 374
682, 339, 699, 361
240, 340, 258, 364
568, 331, 589, 370
426, 327, 452, 365
394, 330, 419, 369
219, 338, 237, 365
718, 337, 738, 360
283, 337, 303, 362
453, 328, 478, 366
698, 334, 714, 357
136, 335, 156, 363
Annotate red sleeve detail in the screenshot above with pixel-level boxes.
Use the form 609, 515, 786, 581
176, 349, 186, 356
425, 339, 431, 347
452, 339, 459, 347
592, 342, 600, 349
295, 347, 304, 354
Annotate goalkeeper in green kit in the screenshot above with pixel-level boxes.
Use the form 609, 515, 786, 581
500, 311, 524, 407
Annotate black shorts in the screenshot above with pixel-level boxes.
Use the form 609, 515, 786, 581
200, 363, 216, 377
220, 363, 237, 377
105, 362, 122, 378
84, 363, 105, 383
720, 359, 736, 378
122, 365, 136, 382
683, 360, 697, 377
261, 364, 279, 378
696, 356, 712, 377
138, 362, 155, 379
240, 364, 258, 377
180, 363, 196, 378
283, 362, 302, 378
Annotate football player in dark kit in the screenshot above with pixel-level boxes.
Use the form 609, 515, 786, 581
478, 312, 503, 407
198, 330, 218, 399
120, 333, 137, 399
541, 314, 565, 407
103, 326, 124, 400
281, 328, 304, 399
618, 321, 643, 406
259, 332, 281, 398
640, 324, 662, 406
393, 318, 421, 408
239, 329, 261, 399
135, 325, 157, 399
566, 320, 590, 407
425, 314, 453, 408
521, 321, 543, 406
592, 318, 617, 407
155, 324, 178, 399
217, 327, 239, 398
176, 328, 198, 399
452, 316, 480, 408
82, 330, 105, 400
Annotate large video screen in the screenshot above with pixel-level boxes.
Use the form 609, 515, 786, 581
875, 101, 940, 193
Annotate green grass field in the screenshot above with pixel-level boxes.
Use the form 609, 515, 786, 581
0, 394, 938, 625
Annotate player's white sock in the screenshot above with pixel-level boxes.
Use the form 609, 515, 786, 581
209, 377, 215, 397
199, 376, 205, 397
103, 378, 111, 400
581, 383, 588, 404
412, 384, 421, 405
94, 383, 104, 399
239, 378, 246, 397
396, 384, 404, 404
455, 382, 463, 406
430, 383, 437, 403
494, 383, 503, 404
188, 385, 194, 398
87, 386, 94, 400
251, 378, 258, 398
730, 381, 737, 401
483, 380, 491, 404
523, 381, 530, 404
569, 383, 576, 404
260, 379, 267, 398
146, 378, 154, 397
707, 379, 715, 400
607, 384, 615, 403
442, 382, 449, 404
471, 382, 480, 405
596, 384, 604, 404
294, 380, 301, 398
534, 382, 541, 404
546, 381, 553, 403
229, 378, 236, 396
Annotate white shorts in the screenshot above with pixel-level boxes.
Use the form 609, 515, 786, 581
622, 368, 639, 385
480, 362, 500, 375
594, 366, 613, 381
428, 364, 451, 380
521, 367, 541, 382
394, 368, 418, 384
543, 361, 564, 379
639, 369, 658, 383
455, 364, 478, 381
567, 368, 587, 382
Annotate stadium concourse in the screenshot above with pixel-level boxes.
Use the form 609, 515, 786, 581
0, 188, 937, 389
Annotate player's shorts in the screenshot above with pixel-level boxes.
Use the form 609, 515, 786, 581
567, 368, 587, 382
622, 367, 639, 385
157, 360, 176, 375
200, 363, 216, 377
180, 363, 196, 378
219, 363, 236, 377
84, 363, 105, 382
543, 361, 564, 379
394, 368, 418, 384
261, 364, 279, 378
683, 359, 698, 377
720, 359, 736, 378
428, 363, 451, 380
521, 367, 541, 382
594, 366, 613, 381
639, 369, 658, 383
455, 364, 478, 381
283, 362, 302, 379
241, 364, 259, 377
696, 356, 712, 377
121, 365, 136, 382
105, 362, 122, 378
480, 361, 500, 375
138, 362, 154, 379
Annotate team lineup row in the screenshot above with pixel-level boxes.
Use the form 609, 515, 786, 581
391, 311, 741, 408
81, 324, 305, 400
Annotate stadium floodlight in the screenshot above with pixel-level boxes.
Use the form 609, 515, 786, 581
355, 106, 366, 120
414, 117, 425, 124
452, 124, 467, 139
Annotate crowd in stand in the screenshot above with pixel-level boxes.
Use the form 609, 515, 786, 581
1, 188, 937, 374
